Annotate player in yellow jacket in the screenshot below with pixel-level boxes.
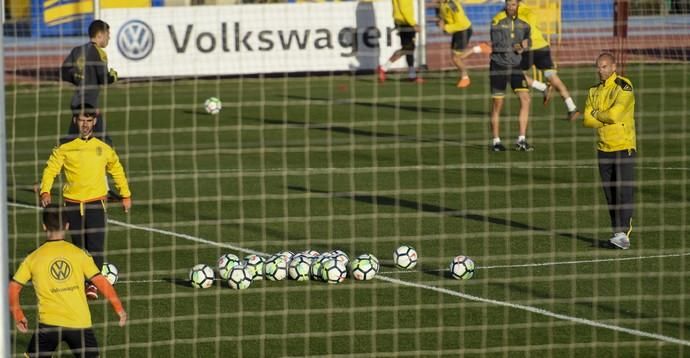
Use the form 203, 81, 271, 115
39, 104, 132, 299
436, 0, 490, 88
517, 0, 579, 121
583, 53, 637, 249
9, 205, 126, 356
377, 0, 423, 84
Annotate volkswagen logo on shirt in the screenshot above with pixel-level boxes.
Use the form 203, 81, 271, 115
50, 259, 72, 281
117, 19, 154, 61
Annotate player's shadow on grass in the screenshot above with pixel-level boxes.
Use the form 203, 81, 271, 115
245, 116, 464, 146
287, 186, 607, 248
285, 94, 486, 117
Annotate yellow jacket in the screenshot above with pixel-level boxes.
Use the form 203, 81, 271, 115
518, 3, 549, 50
393, 0, 416, 27
439, 0, 471, 33
583, 73, 637, 152
40, 136, 131, 202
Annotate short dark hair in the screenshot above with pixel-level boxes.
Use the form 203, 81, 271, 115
71, 103, 98, 118
597, 52, 616, 64
88, 20, 110, 39
43, 204, 66, 232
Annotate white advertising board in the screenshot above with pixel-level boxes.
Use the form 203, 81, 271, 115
103, 2, 415, 78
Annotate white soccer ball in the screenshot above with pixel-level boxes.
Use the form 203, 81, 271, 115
243, 254, 265, 281
204, 97, 222, 114
357, 253, 380, 273
350, 257, 376, 281
263, 255, 288, 281
227, 265, 253, 290
217, 253, 241, 280
393, 245, 418, 269
189, 264, 215, 288
101, 262, 119, 285
320, 258, 347, 284
449, 255, 475, 280
310, 253, 331, 281
288, 254, 311, 281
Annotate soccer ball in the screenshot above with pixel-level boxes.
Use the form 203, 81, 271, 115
393, 245, 418, 269
217, 253, 241, 280
329, 250, 349, 266
275, 250, 294, 262
204, 97, 222, 114
310, 253, 331, 281
243, 254, 264, 280
320, 258, 347, 284
299, 249, 320, 258
288, 254, 311, 281
350, 258, 376, 281
189, 264, 215, 288
357, 253, 380, 273
101, 262, 118, 285
227, 265, 253, 290
263, 255, 288, 281
449, 255, 475, 280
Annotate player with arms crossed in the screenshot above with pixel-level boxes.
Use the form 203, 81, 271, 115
9, 205, 127, 357
583, 53, 637, 249
39, 105, 132, 299
377, 0, 424, 83
517, 0, 579, 121
436, 0, 490, 88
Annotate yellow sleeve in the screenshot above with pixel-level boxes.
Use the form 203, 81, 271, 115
583, 90, 603, 128
596, 88, 634, 124
12, 257, 32, 285
106, 147, 132, 198
40, 146, 65, 194
81, 251, 101, 279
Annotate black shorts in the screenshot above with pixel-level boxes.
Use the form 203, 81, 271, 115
490, 61, 528, 97
450, 27, 473, 52
26, 324, 99, 357
397, 25, 416, 52
520, 47, 556, 71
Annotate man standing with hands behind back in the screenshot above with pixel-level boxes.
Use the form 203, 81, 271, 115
583, 53, 637, 249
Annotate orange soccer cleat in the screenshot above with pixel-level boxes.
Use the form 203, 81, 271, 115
377, 66, 386, 83
457, 76, 471, 88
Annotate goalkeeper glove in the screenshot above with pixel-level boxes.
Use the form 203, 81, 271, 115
109, 68, 118, 82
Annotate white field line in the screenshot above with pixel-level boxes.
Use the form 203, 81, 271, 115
375, 275, 690, 347
378, 252, 690, 275
8, 202, 690, 346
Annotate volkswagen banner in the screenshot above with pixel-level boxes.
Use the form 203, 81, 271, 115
103, 2, 414, 78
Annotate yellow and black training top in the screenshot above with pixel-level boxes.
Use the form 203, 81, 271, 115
40, 136, 131, 203
517, 3, 549, 51
438, 0, 471, 34
12, 240, 101, 328
583, 73, 637, 152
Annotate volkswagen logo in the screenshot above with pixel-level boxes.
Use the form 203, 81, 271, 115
117, 19, 154, 61
50, 259, 72, 281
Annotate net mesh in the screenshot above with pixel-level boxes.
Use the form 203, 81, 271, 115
4, 0, 690, 356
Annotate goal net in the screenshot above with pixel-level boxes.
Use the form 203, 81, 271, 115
3, 0, 689, 356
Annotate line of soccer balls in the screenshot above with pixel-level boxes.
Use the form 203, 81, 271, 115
188, 245, 476, 290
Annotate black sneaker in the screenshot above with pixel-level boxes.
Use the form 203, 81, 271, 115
492, 142, 507, 152
515, 140, 534, 152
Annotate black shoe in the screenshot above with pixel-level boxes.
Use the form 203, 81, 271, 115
492, 142, 507, 152
515, 140, 534, 152
567, 110, 581, 121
